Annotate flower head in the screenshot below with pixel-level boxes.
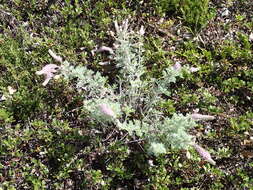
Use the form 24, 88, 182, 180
99, 103, 116, 118
191, 113, 215, 121
193, 144, 216, 165
36, 64, 60, 86
173, 62, 182, 71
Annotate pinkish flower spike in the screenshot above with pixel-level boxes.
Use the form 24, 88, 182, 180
193, 144, 216, 165
36, 64, 59, 86
191, 113, 215, 121
99, 104, 115, 118
173, 62, 182, 71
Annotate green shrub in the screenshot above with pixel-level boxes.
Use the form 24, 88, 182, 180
152, 0, 215, 33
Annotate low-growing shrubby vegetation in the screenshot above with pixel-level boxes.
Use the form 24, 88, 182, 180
0, 0, 252, 189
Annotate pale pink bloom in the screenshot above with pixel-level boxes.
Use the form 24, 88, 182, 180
36, 64, 59, 86
48, 49, 63, 63
173, 62, 182, 71
191, 113, 215, 121
193, 144, 216, 165
99, 104, 115, 118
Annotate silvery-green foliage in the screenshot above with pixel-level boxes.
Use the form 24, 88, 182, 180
156, 67, 184, 96
148, 142, 167, 156
118, 120, 149, 138
155, 114, 195, 149
59, 20, 199, 155
161, 66, 184, 84
60, 61, 112, 98
113, 21, 187, 116
114, 20, 145, 80
113, 21, 196, 154
114, 20, 148, 109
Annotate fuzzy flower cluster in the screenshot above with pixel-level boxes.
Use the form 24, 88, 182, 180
36, 64, 60, 86
192, 144, 216, 165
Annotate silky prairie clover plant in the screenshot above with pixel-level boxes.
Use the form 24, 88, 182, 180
36, 20, 216, 165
